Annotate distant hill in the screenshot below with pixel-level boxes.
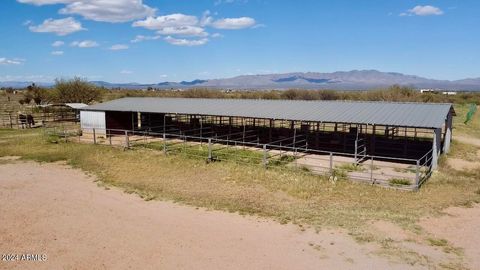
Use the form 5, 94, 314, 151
2, 70, 480, 90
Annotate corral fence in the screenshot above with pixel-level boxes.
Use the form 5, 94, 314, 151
45, 127, 433, 191
0, 111, 78, 129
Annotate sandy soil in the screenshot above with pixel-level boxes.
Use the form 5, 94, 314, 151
455, 135, 480, 148
447, 158, 480, 171
420, 205, 480, 270
0, 161, 423, 270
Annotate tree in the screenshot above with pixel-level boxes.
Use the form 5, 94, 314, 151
53, 77, 103, 104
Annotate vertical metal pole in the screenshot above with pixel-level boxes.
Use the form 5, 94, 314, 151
163, 114, 166, 135
370, 156, 374, 184
329, 152, 333, 174
200, 116, 203, 146
93, 128, 96, 144
293, 124, 297, 148
163, 133, 167, 155
124, 130, 129, 148
354, 138, 358, 165
415, 159, 420, 190
208, 138, 212, 161
262, 144, 268, 168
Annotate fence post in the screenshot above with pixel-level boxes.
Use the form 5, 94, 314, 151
124, 130, 129, 148
329, 152, 333, 174
415, 159, 420, 190
370, 157, 374, 184
63, 128, 67, 143
208, 138, 212, 162
93, 128, 96, 144
8, 113, 13, 129
108, 130, 112, 145
262, 144, 268, 168
163, 133, 167, 155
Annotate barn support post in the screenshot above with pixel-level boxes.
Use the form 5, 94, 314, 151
163, 133, 167, 155
354, 137, 358, 165
431, 128, 442, 170
124, 130, 129, 148
208, 138, 212, 162
262, 144, 268, 168
268, 119, 273, 143
329, 152, 333, 174
443, 112, 453, 153
292, 123, 297, 147
163, 114, 166, 135
415, 159, 420, 189
370, 156, 374, 184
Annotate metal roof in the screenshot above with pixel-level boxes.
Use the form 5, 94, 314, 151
82, 97, 454, 129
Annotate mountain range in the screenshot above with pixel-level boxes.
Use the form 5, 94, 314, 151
1, 70, 479, 91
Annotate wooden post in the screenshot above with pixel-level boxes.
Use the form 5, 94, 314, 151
93, 128, 96, 144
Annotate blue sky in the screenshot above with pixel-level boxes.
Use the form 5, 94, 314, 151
0, 0, 479, 83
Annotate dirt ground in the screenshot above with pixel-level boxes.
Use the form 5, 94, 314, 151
0, 160, 478, 269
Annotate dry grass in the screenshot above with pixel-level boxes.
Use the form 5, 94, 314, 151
0, 120, 479, 234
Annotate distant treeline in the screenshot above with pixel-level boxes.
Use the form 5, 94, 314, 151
104, 85, 480, 104
2, 83, 479, 105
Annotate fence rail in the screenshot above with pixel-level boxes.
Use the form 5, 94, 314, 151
46, 127, 433, 191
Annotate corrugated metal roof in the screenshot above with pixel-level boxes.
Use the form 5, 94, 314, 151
65, 103, 88, 109
82, 97, 454, 129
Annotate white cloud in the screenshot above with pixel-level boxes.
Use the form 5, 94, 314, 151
18, 0, 155, 23
52, 40, 65, 47
210, 17, 256, 29
0, 58, 24, 65
51, 50, 64, 55
109, 44, 129, 50
401, 5, 444, 16
130, 35, 161, 43
29, 17, 85, 36
17, 0, 74, 5
120, 70, 133, 74
70, 40, 99, 48
211, 33, 223, 38
132, 11, 257, 46
164, 36, 208, 46
157, 26, 208, 37
0, 74, 54, 82
133, 14, 199, 30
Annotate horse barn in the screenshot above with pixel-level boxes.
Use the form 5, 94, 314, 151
79, 97, 455, 190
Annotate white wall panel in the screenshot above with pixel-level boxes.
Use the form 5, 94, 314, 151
80, 111, 106, 132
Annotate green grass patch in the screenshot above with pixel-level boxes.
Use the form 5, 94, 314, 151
389, 178, 412, 186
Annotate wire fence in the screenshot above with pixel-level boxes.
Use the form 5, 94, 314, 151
45, 127, 433, 191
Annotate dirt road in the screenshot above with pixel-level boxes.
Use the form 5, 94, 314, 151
0, 161, 432, 270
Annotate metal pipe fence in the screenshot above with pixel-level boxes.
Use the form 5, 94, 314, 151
46, 126, 433, 191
